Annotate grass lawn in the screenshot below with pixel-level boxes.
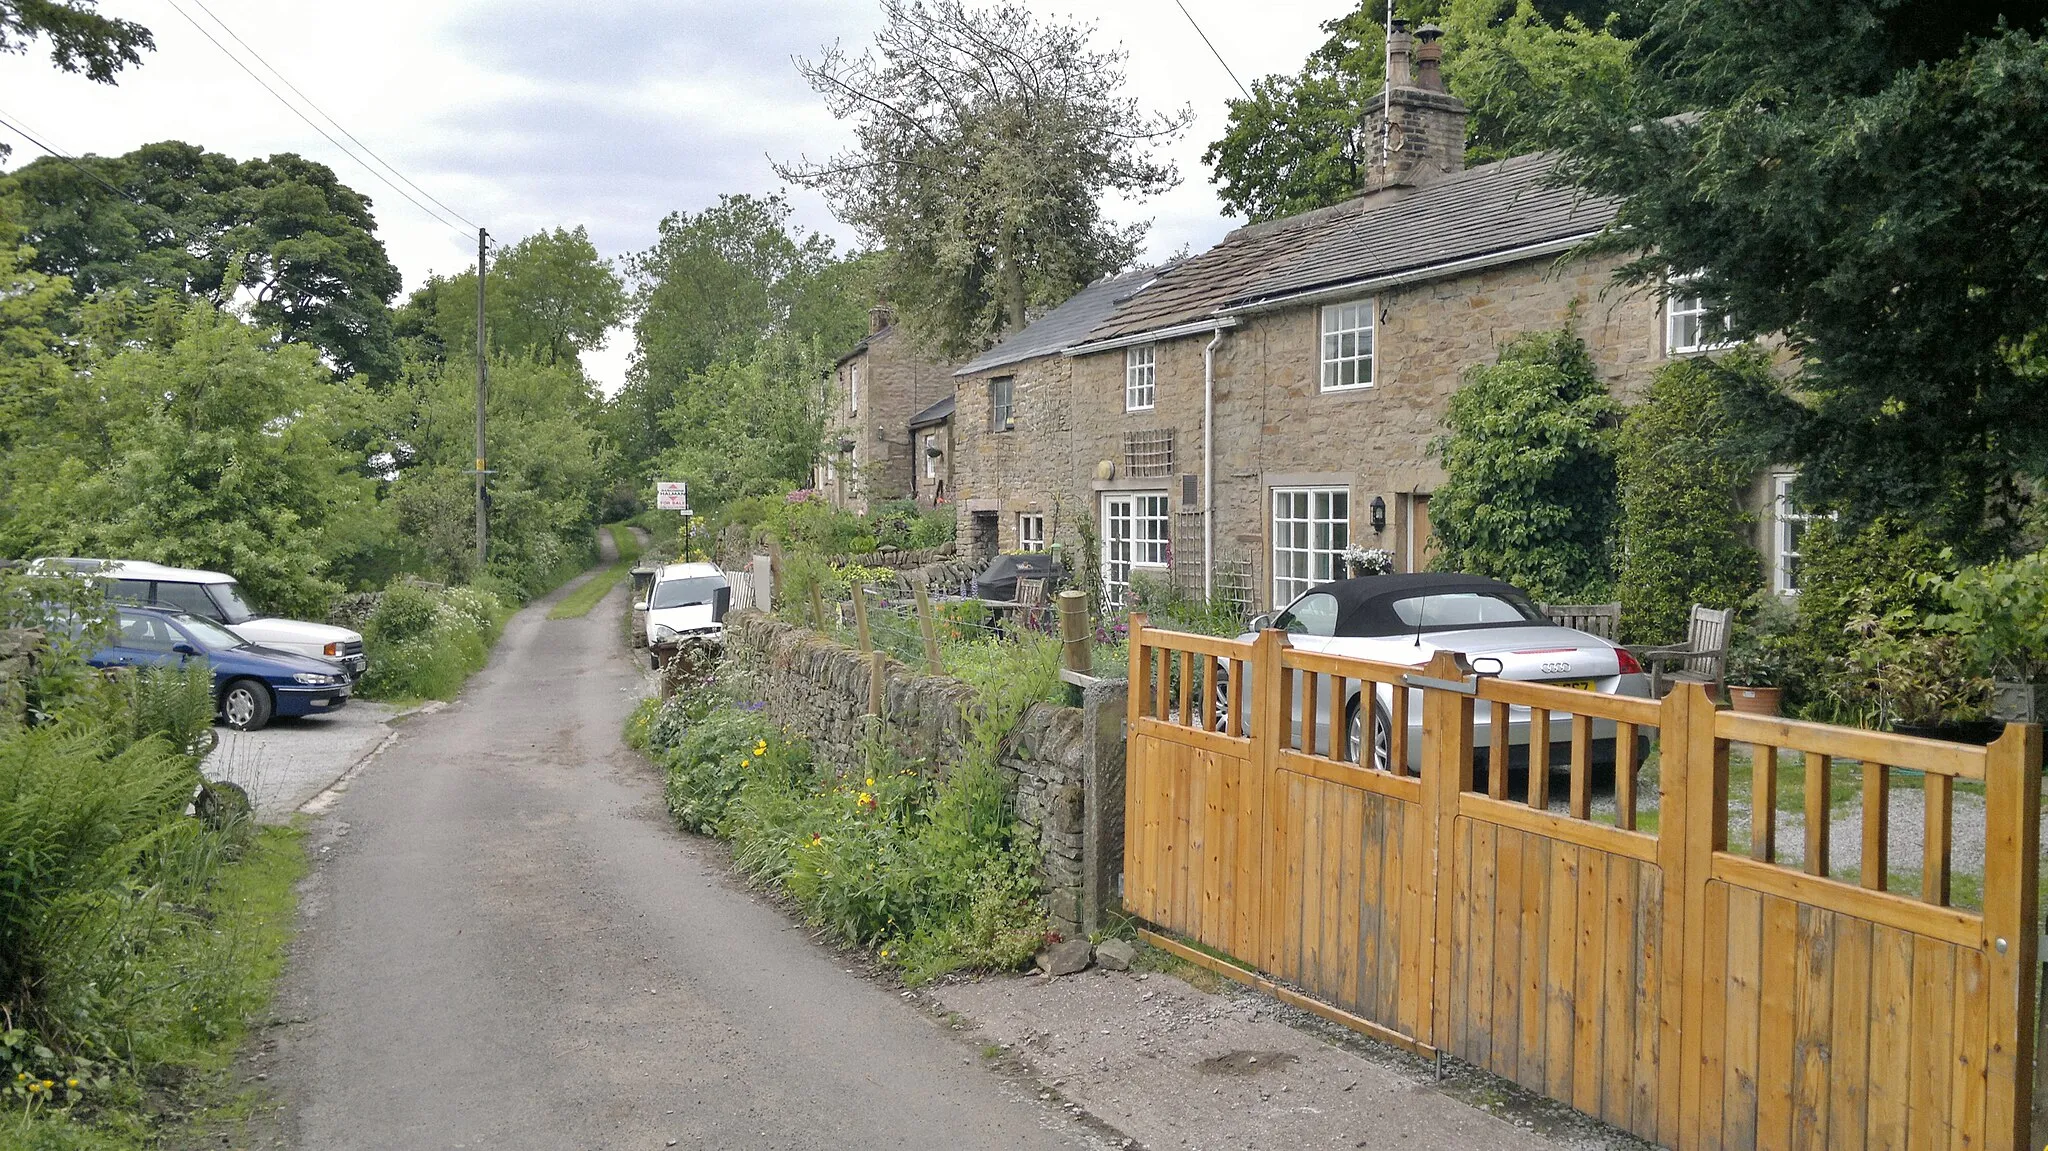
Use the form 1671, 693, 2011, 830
548, 524, 643, 620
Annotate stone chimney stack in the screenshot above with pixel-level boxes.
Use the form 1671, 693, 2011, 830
868, 304, 894, 335
1363, 20, 1467, 193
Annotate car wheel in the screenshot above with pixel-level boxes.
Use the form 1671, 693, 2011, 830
220, 678, 273, 732
1345, 695, 1394, 772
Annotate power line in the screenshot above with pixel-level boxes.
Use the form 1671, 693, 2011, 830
160, 0, 475, 242
1172, 0, 1248, 99
0, 110, 132, 200
182, 0, 481, 232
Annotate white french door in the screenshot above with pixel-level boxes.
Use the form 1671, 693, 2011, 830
1102, 492, 1170, 609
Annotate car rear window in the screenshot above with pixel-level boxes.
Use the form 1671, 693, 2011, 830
1388, 592, 1544, 630
153, 581, 221, 619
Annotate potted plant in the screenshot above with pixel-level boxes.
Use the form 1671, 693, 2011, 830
1724, 595, 1801, 715
1340, 545, 1395, 579
1928, 551, 2048, 723
1837, 602, 1999, 743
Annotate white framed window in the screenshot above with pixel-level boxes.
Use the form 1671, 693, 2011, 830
1319, 299, 1374, 391
1017, 514, 1045, 552
1125, 344, 1156, 411
847, 364, 861, 415
990, 377, 1014, 432
1101, 492, 1171, 609
1666, 275, 1735, 355
1771, 473, 1815, 595
923, 433, 939, 480
1272, 487, 1350, 606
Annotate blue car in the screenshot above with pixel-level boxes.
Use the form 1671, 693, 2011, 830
90, 606, 352, 731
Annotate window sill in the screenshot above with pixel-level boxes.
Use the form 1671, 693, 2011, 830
1125, 405, 1155, 414
1667, 342, 1740, 358
1318, 383, 1375, 394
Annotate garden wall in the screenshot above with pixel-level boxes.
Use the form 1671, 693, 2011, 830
723, 611, 1120, 938
0, 628, 43, 721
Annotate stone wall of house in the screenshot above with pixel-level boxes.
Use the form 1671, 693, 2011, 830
0, 629, 43, 721
826, 323, 958, 513
948, 248, 1666, 614
722, 610, 1093, 936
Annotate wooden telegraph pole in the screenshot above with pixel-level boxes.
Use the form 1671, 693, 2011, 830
474, 227, 489, 570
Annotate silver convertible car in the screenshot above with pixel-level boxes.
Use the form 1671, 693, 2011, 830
1241, 573, 1653, 774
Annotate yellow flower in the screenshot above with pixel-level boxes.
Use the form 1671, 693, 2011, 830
65, 1078, 77, 1088
741, 758, 751, 768
865, 777, 875, 787
26, 1082, 39, 1093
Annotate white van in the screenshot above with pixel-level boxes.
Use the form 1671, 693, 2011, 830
643, 562, 730, 651
56, 559, 367, 681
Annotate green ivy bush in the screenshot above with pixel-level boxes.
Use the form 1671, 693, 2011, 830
1430, 328, 1619, 601
1614, 351, 1772, 643
1790, 515, 1951, 719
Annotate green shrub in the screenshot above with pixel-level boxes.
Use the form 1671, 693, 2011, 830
1615, 352, 1770, 643
1430, 327, 1620, 601
644, 673, 1050, 984
1792, 516, 1951, 719
357, 581, 505, 701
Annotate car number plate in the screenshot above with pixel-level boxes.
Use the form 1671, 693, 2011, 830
1552, 679, 1596, 691
338, 686, 351, 699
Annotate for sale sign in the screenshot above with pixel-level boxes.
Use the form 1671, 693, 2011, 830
656, 481, 690, 512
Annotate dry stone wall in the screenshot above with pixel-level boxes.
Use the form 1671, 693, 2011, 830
0, 629, 43, 721
722, 611, 1092, 936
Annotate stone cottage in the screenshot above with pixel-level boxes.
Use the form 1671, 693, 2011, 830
949, 20, 1795, 615
820, 306, 958, 513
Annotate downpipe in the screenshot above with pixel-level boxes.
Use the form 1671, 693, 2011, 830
1203, 327, 1225, 600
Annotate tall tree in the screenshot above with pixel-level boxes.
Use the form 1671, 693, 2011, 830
0, 0, 150, 84
776, 0, 1190, 358
1204, 0, 1637, 223
610, 194, 868, 478
395, 226, 625, 370
2, 141, 403, 381
1554, 0, 2048, 553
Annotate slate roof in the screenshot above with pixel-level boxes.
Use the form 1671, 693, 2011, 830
1223, 153, 1617, 311
908, 394, 955, 429
1074, 198, 1367, 346
1066, 154, 1619, 350
953, 263, 1177, 376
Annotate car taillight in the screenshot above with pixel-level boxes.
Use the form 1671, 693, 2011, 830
1615, 647, 1643, 676
324, 641, 343, 656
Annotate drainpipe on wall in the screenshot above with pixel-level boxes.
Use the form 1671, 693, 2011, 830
1203, 327, 1225, 600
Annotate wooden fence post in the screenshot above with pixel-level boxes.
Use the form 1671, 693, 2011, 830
1251, 626, 1286, 974
809, 584, 826, 631
1982, 722, 2042, 1147
1667, 682, 1723, 1147
851, 583, 873, 653
1419, 650, 1474, 1050
913, 579, 943, 676
1058, 590, 1092, 679
1123, 614, 1149, 924
867, 650, 887, 719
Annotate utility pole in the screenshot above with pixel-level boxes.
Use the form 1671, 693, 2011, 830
474, 227, 489, 571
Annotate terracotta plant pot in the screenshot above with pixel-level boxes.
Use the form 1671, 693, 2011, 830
1727, 685, 1781, 716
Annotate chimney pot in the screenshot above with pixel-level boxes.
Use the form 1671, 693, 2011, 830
1386, 19, 1414, 89
868, 304, 893, 335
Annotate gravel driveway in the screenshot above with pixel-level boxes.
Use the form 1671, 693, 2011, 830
204, 699, 403, 821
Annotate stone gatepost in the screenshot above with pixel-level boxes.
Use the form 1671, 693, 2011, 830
1079, 678, 1129, 938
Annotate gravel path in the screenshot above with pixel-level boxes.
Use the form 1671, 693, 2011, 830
205, 701, 401, 822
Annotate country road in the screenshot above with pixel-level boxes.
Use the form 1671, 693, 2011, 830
267, 557, 1106, 1150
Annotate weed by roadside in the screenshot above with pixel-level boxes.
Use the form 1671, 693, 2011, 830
634, 673, 1050, 985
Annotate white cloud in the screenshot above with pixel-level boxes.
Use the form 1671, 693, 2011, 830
0, 0, 1342, 393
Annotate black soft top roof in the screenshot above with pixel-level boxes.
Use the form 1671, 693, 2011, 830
1291, 573, 1540, 635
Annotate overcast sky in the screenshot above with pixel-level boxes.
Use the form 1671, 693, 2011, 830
1, 0, 1346, 391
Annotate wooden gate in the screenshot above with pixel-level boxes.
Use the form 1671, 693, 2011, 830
1122, 618, 2042, 1150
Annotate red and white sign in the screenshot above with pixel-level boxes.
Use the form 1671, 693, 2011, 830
656, 481, 690, 512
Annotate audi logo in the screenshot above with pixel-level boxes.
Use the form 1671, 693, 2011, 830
1540, 661, 1572, 675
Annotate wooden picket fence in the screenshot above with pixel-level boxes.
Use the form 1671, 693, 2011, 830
1123, 616, 2043, 1150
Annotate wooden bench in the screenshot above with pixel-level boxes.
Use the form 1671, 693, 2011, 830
1540, 601, 1621, 640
